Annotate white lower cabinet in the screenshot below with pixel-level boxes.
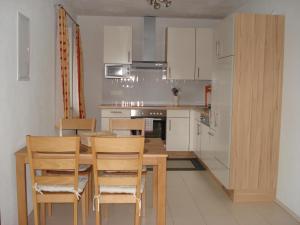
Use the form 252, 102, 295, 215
166, 110, 190, 151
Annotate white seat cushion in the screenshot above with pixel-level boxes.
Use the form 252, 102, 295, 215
36, 176, 88, 194
79, 164, 91, 172
99, 177, 145, 194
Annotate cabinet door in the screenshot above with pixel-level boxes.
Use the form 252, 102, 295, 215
215, 15, 234, 59
166, 118, 190, 151
211, 56, 233, 168
194, 122, 201, 158
199, 123, 211, 159
195, 28, 214, 80
104, 26, 132, 64
167, 28, 195, 80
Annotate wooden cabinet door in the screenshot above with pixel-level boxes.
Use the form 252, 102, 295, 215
195, 28, 214, 80
104, 26, 132, 64
166, 117, 190, 151
166, 28, 195, 80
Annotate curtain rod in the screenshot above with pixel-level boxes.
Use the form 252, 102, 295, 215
57, 4, 79, 26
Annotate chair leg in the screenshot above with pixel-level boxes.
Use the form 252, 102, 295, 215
40, 203, 46, 225
142, 190, 146, 216
81, 189, 88, 225
47, 203, 52, 216
96, 204, 101, 225
134, 200, 141, 225
85, 180, 89, 214
73, 200, 78, 225
33, 195, 39, 225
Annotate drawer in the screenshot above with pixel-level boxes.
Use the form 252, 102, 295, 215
167, 110, 190, 118
101, 109, 131, 117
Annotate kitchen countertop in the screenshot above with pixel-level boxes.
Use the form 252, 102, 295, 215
98, 104, 209, 111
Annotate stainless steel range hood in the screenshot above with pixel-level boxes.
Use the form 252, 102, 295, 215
131, 17, 167, 70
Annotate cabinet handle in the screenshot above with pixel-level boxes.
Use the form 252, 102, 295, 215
197, 124, 200, 135
128, 51, 131, 63
168, 67, 171, 78
169, 119, 171, 131
111, 111, 122, 114
216, 41, 220, 57
208, 131, 214, 136
197, 67, 200, 78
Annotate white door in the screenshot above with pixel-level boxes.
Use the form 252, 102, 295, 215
166, 117, 190, 151
104, 26, 132, 64
195, 28, 214, 80
167, 28, 195, 80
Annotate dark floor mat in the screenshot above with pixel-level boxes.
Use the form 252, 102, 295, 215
147, 158, 205, 171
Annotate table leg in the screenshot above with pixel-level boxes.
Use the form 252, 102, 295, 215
152, 166, 158, 208
16, 155, 28, 225
156, 157, 166, 225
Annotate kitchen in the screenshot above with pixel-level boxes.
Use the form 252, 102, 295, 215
1, 1, 300, 225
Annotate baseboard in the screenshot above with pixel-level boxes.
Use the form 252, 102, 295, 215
275, 199, 300, 222
231, 190, 275, 202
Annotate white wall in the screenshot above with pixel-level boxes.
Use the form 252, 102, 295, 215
78, 16, 218, 129
0, 0, 73, 224
238, 0, 300, 219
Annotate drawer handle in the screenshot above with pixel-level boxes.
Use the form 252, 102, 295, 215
128, 51, 131, 63
169, 120, 171, 131
111, 111, 122, 114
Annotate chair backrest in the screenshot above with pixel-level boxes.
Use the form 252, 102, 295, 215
91, 137, 145, 197
109, 119, 145, 136
59, 118, 96, 136
27, 136, 80, 190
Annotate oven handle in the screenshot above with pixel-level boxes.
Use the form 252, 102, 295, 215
131, 117, 166, 121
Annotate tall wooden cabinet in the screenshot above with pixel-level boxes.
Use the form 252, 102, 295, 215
205, 13, 285, 202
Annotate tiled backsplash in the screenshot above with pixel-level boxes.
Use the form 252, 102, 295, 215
102, 69, 211, 105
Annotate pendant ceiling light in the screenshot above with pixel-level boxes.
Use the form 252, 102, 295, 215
149, 0, 172, 9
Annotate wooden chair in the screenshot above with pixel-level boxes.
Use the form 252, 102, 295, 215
59, 118, 96, 137
109, 119, 147, 212
58, 118, 96, 207
109, 118, 145, 136
27, 136, 88, 225
91, 137, 145, 225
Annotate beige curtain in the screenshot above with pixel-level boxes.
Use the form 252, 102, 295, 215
75, 26, 86, 119
58, 7, 70, 119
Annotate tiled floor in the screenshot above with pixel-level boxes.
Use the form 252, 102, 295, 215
29, 171, 300, 225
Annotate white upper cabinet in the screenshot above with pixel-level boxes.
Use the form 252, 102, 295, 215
195, 28, 214, 80
104, 26, 132, 64
166, 28, 196, 80
215, 15, 234, 59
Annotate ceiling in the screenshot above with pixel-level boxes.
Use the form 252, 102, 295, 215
72, 0, 248, 19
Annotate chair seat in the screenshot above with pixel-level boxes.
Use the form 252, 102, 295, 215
35, 176, 88, 194
99, 177, 145, 194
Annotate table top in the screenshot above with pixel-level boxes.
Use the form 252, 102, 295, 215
15, 145, 168, 158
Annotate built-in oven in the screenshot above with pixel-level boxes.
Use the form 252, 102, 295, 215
131, 109, 166, 140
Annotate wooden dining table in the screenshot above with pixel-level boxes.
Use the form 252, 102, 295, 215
15, 140, 168, 225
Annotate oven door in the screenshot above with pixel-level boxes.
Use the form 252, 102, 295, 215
131, 117, 166, 140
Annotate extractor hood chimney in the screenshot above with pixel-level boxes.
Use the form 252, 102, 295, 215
131, 17, 167, 70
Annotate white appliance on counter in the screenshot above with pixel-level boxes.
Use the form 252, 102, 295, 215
104, 64, 131, 79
